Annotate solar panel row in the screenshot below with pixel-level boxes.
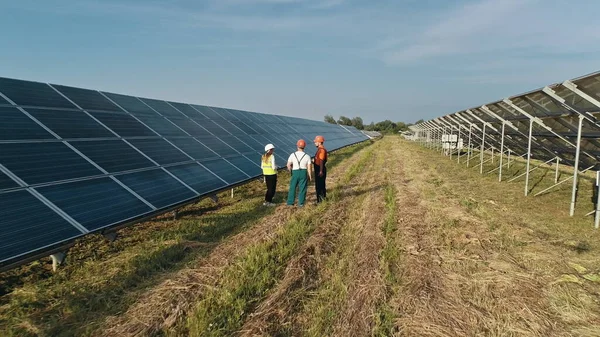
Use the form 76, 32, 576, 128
0, 76, 368, 269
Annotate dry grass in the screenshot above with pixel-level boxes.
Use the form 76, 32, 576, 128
388, 137, 600, 336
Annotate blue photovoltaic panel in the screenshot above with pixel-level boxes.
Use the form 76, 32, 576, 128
231, 121, 258, 134
211, 107, 237, 120
134, 114, 188, 137
0, 142, 103, 185
168, 117, 212, 137
200, 120, 229, 136
37, 178, 153, 232
0, 171, 19, 191
0, 76, 369, 270
226, 156, 261, 177
25, 108, 115, 139
167, 101, 202, 118
102, 92, 157, 116
167, 163, 227, 194
116, 169, 197, 208
70, 140, 156, 173
138, 98, 183, 118
128, 138, 191, 165
219, 121, 245, 135
88, 111, 157, 138
219, 135, 255, 154
51, 84, 120, 112
167, 138, 219, 161
202, 158, 248, 184
196, 137, 234, 157
235, 134, 265, 153
191, 105, 222, 119
0, 77, 75, 109
0, 190, 82, 263
0, 106, 54, 140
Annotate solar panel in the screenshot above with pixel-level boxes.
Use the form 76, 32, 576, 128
166, 163, 227, 194
0, 106, 54, 140
0, 76, 369, 270
115, 169, 197, 208
52, 84, 120, 112
0, 190, 82, 262
203, 158, 249, 184
70, 140, 156, 173
87, 111, 156, 137
0, 77, 75, 109
126, 138, 191, 165
24, 108, 115, 139
37, 178, 154, 231
0, 142, 103, 185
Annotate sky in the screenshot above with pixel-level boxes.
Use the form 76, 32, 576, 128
1, 0, 599, 124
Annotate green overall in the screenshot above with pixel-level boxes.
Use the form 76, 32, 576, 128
287, 169, 308, 206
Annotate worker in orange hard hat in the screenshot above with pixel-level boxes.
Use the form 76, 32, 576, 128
313, 135, 328, 203
286, 139, 312, 207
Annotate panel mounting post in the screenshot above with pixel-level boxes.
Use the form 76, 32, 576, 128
570, 115, 584, 216
467, 124, 472, 167
595, 171, 600, 229
525, 118, 534, 196
480, 124, 486, 174
103, 232, 118, 242
555, 157, 560, 184
50, 251, 67, 272
210, 194, 219, 203
499, 122, 505, 182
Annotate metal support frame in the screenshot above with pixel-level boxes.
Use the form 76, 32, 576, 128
570, 115, 585, 216
467, 124, 472, 167
499, 122, 505, 181
534, 165, 595, 197
508, 156, 558, 183
480, 124, 486, 174
231, 188, 234, 198
594, 171, 600, 229
525, 118, 534, 196
210, 194, 219, 203
555, 157, 560, 184
486, 153, 527, 174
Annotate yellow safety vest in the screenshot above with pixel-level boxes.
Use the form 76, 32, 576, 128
261, 157, 276, 175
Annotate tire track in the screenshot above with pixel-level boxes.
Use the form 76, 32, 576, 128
238, 143, 383, 336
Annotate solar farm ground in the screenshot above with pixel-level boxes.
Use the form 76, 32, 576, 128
2, 136, 600, 336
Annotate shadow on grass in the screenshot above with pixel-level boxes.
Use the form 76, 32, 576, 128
1, 199, 277, 337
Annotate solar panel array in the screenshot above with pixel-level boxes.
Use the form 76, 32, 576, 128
411, 71, 600, 169
0, 76, 368, 269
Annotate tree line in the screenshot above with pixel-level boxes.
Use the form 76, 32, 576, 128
324, 114, 424, 134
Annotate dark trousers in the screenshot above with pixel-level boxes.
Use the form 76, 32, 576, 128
265, 174, 277, 202
315, 165, 327, 203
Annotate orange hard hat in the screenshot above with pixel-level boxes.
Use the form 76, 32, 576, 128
296, 139, 306, 148
314, 135, 325, 143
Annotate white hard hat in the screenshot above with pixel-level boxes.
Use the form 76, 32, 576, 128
264, 143, 275, 152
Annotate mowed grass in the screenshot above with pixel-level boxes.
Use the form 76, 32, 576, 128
0, 141, 372, 337
184, 145, 376, 336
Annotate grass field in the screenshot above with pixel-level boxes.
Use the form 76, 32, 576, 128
2, 136, 600, 336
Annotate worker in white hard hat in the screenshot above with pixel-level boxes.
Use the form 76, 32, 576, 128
261, 143, 277, 206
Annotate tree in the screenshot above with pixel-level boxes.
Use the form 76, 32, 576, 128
414, 119, 424, 124
337, 116, 353, 126
324, 114, 337, 124
351, 117, 364, 130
